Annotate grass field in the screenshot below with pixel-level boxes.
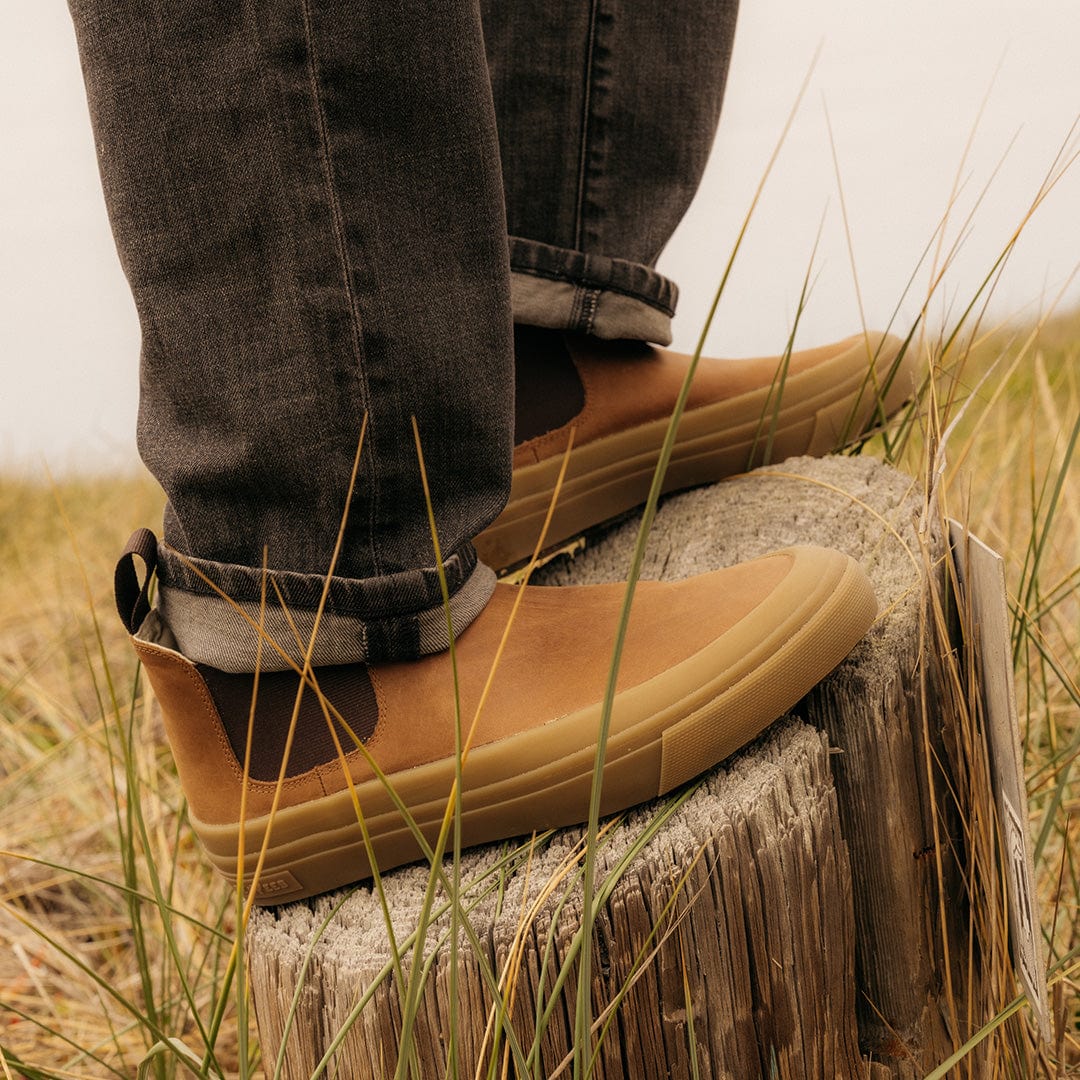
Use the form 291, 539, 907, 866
0, 306, 1078, 1077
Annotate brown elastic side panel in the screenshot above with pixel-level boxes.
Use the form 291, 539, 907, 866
513, 325, 586, 443
195, 664, 379, 781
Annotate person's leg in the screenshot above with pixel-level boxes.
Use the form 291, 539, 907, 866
482, 0, 739, 345
75, 0, 880, 904
70, 0, 513, 670
476, 1, 917, 571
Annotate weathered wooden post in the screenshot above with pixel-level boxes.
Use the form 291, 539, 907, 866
247, 455, 1002, 1078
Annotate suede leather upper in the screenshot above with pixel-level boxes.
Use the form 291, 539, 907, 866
513, 333, 874, 467
136, 553, 793, 827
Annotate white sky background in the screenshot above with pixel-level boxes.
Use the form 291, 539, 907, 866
3, 1, 1079, 473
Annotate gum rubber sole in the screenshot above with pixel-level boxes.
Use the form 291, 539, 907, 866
193, 549, 877, 904
475, 333, 915, 572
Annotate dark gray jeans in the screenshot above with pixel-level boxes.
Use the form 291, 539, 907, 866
70, 0, 738, 670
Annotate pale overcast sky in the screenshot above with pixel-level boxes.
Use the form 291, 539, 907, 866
4, 1, 1079, 472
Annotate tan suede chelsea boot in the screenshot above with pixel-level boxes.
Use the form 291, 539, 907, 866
476, 328, 916, 570
118, 534, 876, 904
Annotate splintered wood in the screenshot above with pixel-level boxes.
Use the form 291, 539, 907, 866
250, 723, 859, 1079
247, 456, 994, 1078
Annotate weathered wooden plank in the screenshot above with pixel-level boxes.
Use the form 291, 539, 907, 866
250, 720, 860, 1078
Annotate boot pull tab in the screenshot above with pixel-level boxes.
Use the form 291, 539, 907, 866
115, 528, 159, 633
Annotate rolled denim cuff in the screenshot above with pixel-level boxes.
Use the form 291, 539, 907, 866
151, 540, 496, 673
509, 237, 677, 345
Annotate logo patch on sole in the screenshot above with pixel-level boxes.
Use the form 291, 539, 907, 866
224, 870, 303, 900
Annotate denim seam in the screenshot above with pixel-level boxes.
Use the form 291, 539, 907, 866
570, 285, 584, 330
581, 288, 600, 334
581, 3, 614, 253
245, 13, 309, 407
299, 0, 381, 576
573, 0, 601, 252
512, 264, 676, 317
